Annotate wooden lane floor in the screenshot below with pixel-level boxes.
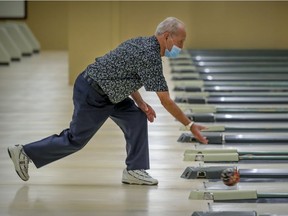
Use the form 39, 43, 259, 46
1, 51, 287, 215
0, 51, 210, 216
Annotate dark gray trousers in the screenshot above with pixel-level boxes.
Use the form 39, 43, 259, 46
24, 72, 150, 170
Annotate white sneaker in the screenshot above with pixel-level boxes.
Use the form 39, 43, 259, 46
122, 169, 158, 185
7, 145, 30, 181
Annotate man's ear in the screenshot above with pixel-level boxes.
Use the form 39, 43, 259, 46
163, 31, 170, 39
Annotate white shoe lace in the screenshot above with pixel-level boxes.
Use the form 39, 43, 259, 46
131, 169, 152, 178
20, 149, 30, 173
140, 169, 151, 177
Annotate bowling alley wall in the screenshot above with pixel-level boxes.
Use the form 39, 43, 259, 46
2, 1, 288, 84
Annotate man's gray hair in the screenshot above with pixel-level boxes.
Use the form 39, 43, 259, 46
155, 17, 185, 36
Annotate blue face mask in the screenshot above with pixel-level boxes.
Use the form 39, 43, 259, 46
165, 45, 182, 58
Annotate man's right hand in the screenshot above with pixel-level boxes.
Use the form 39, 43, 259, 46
190, 123, 208, 144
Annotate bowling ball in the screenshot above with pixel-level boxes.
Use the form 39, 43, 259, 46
221, 167, 240, 186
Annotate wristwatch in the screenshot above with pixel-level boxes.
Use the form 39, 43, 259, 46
185, 121, 194, 130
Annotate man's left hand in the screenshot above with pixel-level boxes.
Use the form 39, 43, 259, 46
139, 103, 156, 122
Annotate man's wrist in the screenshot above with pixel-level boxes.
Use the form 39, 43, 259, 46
185, 121, 194, 130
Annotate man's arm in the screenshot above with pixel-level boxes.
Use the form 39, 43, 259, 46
156, 91, 208, 144
130, 90, 146, 107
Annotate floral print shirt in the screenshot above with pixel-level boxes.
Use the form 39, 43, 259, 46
85, 35, 168, 103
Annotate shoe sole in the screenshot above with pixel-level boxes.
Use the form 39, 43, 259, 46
7, 147, 29, 181
122, 181, 158, 186
122, 178, 158, 186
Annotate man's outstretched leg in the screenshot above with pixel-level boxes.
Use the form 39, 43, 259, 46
7, 73, 113, 181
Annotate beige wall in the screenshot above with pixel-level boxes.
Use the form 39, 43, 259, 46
189, 2, 288, 49
26, 1, 68, 50
24, 1, 288, 84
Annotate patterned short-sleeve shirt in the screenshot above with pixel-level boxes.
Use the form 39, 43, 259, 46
85, 35, 168, 104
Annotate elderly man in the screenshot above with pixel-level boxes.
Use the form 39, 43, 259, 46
8, 17, 208, 185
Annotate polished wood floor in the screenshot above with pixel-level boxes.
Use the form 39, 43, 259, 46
0, 52, 288, 216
